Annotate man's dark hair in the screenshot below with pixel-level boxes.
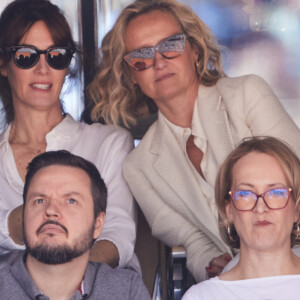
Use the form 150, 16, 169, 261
23, 150, 107, 219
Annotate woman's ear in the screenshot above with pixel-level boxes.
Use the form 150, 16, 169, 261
0, 69, 7, 77
293, 200, 300, 223
0, 60, 7, 77
129, 70, 137, 85
190, 42, 200, 63
194, 51, 199, 64
225, 200, 234, 223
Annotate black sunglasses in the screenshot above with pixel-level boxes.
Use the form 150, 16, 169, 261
3, 45, 75, 70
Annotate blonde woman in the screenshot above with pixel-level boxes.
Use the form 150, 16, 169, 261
88, 0, 300, 281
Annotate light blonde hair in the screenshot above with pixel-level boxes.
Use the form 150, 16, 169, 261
87, 0, 225, 127
215, 136, 300, 249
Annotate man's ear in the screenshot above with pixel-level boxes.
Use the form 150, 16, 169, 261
93, 212, 105, 239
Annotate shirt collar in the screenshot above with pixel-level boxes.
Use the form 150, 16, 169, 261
160, 111, 191, 147
46, 114, 80, 140
0, 122, 11, 147
11, 252, 45, 299
0, 114, 80, 146
11, 252, 96, 300
80, 262, 98, 297
159, 96, 207, 153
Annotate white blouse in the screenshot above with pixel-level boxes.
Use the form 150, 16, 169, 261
0, 114, 139, 270
183, 274, 300, 300
162, 101, 219, 220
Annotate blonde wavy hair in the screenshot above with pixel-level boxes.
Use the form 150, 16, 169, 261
215, 136, 300, 249
88, 0, 225, 127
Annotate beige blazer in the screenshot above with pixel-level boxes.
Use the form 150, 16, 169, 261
123, 75, 300, 282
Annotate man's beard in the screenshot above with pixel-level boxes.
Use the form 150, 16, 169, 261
24, 221, 95, 265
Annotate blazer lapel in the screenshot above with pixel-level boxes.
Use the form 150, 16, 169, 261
149, 115, 222, 240
197, 84, 235, 166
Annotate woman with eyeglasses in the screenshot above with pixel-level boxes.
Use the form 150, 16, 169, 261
183, 136, 300, 299
0, 0, 139, 272
87, 0, 300, 281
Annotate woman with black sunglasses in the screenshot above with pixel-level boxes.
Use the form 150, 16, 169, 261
183, 136, 300, 299
87, 0, 300, 282
0, 0, 139, 273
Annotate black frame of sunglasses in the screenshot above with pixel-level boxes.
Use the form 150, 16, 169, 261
3, 45, 75, 70
123, 33, 186, 71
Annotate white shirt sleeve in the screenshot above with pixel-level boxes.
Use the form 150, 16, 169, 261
92, 127, 137, 267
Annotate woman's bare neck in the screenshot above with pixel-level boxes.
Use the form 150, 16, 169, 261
220, 248, 300, 281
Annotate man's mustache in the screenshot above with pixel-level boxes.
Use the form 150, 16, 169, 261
36, 220, 68, 235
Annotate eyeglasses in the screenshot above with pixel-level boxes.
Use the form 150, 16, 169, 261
228, 187, 292, 211
123, 33, 186, 71
3, 45, 75, 70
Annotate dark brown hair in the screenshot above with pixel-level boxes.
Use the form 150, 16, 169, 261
0, 0, 79, 124
23, 150, 107, 219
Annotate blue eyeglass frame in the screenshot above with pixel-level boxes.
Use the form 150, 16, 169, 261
228, 187, 292, 211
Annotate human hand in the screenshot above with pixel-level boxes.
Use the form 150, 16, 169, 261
89, 240, 119, 268
8, 205, 24, 245
205, 253, 232, 278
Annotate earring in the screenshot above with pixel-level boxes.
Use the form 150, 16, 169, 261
227, 225, 238, 242
130, 81, 138, 89
195, 57, 201, 76
295, 223, 300, 240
